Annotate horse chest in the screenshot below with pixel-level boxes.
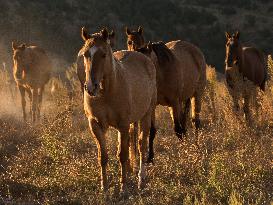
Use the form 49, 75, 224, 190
83, 94, 127, 128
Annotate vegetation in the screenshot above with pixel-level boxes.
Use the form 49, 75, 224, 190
0, 57, 272, 204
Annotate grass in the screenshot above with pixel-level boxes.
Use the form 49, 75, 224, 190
0, 57, 272, 204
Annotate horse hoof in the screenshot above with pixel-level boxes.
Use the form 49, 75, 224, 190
146, 158, 154, 165
119, 185, 129, 198
175, 132, 184, 140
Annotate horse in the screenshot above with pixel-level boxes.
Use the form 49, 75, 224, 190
76, 29, 116, 94
126, 27, 207, 163
225, 31, 267, 122
126, 26, 145, 51
12, 42, 52, 122
78, 27, 157, 193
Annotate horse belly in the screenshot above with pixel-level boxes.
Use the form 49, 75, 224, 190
130, 79, 154, 122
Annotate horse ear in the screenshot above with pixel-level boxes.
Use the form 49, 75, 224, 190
20, 44, 26, 50
235, 31, 240, 39
138, 26, 143, 35
100, 28, 109, 41
125, 27, 131, 36
81, 27, 90, 41
147, 41, 152, 53
225, 32, 231, 39
12, 41, 18, 50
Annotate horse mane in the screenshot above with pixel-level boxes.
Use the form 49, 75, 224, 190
151, 42, 175, 66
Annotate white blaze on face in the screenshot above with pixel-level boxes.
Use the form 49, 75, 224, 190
89, 46, 98, 59
85, 46, 98, 94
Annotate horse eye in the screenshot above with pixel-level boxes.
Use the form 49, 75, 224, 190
84, 51, 90, 58
128, 41, 132, 45
102, 53, 106, 58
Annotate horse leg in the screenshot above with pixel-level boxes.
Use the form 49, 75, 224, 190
25, 89, 32, 115
89, 119, 108, 192
243, 93, 251, 124
180, 98, 191, 134
18, 85, 27, 121
138, 110, 151, 189
31, 88, 38, 123
147, 109, 156, 164
129, 122, 138, 173
193, 93, 202, 130
169, 102, 183, 140
37, 86, 44, 120
118, 125, 130, 193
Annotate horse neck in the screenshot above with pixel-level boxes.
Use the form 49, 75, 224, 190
237, 43, 244, 69
151, 51, 160, 70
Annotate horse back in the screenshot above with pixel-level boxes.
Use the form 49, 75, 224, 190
242, 47, 266, 88
166, 40, 206, 99
113, 50, 156, 122
26, 46, 52, 85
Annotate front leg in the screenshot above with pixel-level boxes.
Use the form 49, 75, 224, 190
147, 109, 156, 164
89, 118, 108, 192
18, 85, 26, 121
117, 125, 130, 193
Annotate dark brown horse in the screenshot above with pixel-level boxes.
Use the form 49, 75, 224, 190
79, 27, 157, 193
76, 29, 115, 94
12, 42, 52, 122
126, 27, 207, 163
225, 31, 267, 121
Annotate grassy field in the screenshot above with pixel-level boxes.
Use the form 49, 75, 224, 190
0, 57, 272, 204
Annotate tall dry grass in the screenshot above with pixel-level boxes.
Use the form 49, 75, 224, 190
0, 57, 272, 204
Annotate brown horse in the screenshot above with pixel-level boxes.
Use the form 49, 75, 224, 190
126, 27, 207, 163
78, 27, 156, 192
225, 31, 267, 121
76, 29, 115, 94
126, 26, 145, 51
12, 42, 52, 122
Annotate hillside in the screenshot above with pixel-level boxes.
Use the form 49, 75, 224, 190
0, 0, 273, 72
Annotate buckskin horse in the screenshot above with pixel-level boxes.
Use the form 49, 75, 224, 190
78, 27, 156, 192
12, 42, 52, 122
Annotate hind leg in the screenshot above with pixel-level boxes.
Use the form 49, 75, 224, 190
26, 89, 32, 115
31, 88, 38, 123
129, 122, 138, 173
147, 109, 156, 164
37, 86, 44, 120
138, 110, 151, 189
180, 98, 191, 135
169, 101, 183, 139
18, 85, 27, 121
89, 119, 109, 192
193, 93, 202, 130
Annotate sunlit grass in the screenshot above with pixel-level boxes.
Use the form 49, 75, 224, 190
0, 57, 272, 204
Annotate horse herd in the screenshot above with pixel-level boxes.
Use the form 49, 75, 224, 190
11, 26, 267, 194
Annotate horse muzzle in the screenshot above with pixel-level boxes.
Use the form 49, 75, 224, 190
84, 81, 99, 97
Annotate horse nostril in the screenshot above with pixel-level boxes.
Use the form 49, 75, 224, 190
84, 83, 88, 91
94, 83, 98, 89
